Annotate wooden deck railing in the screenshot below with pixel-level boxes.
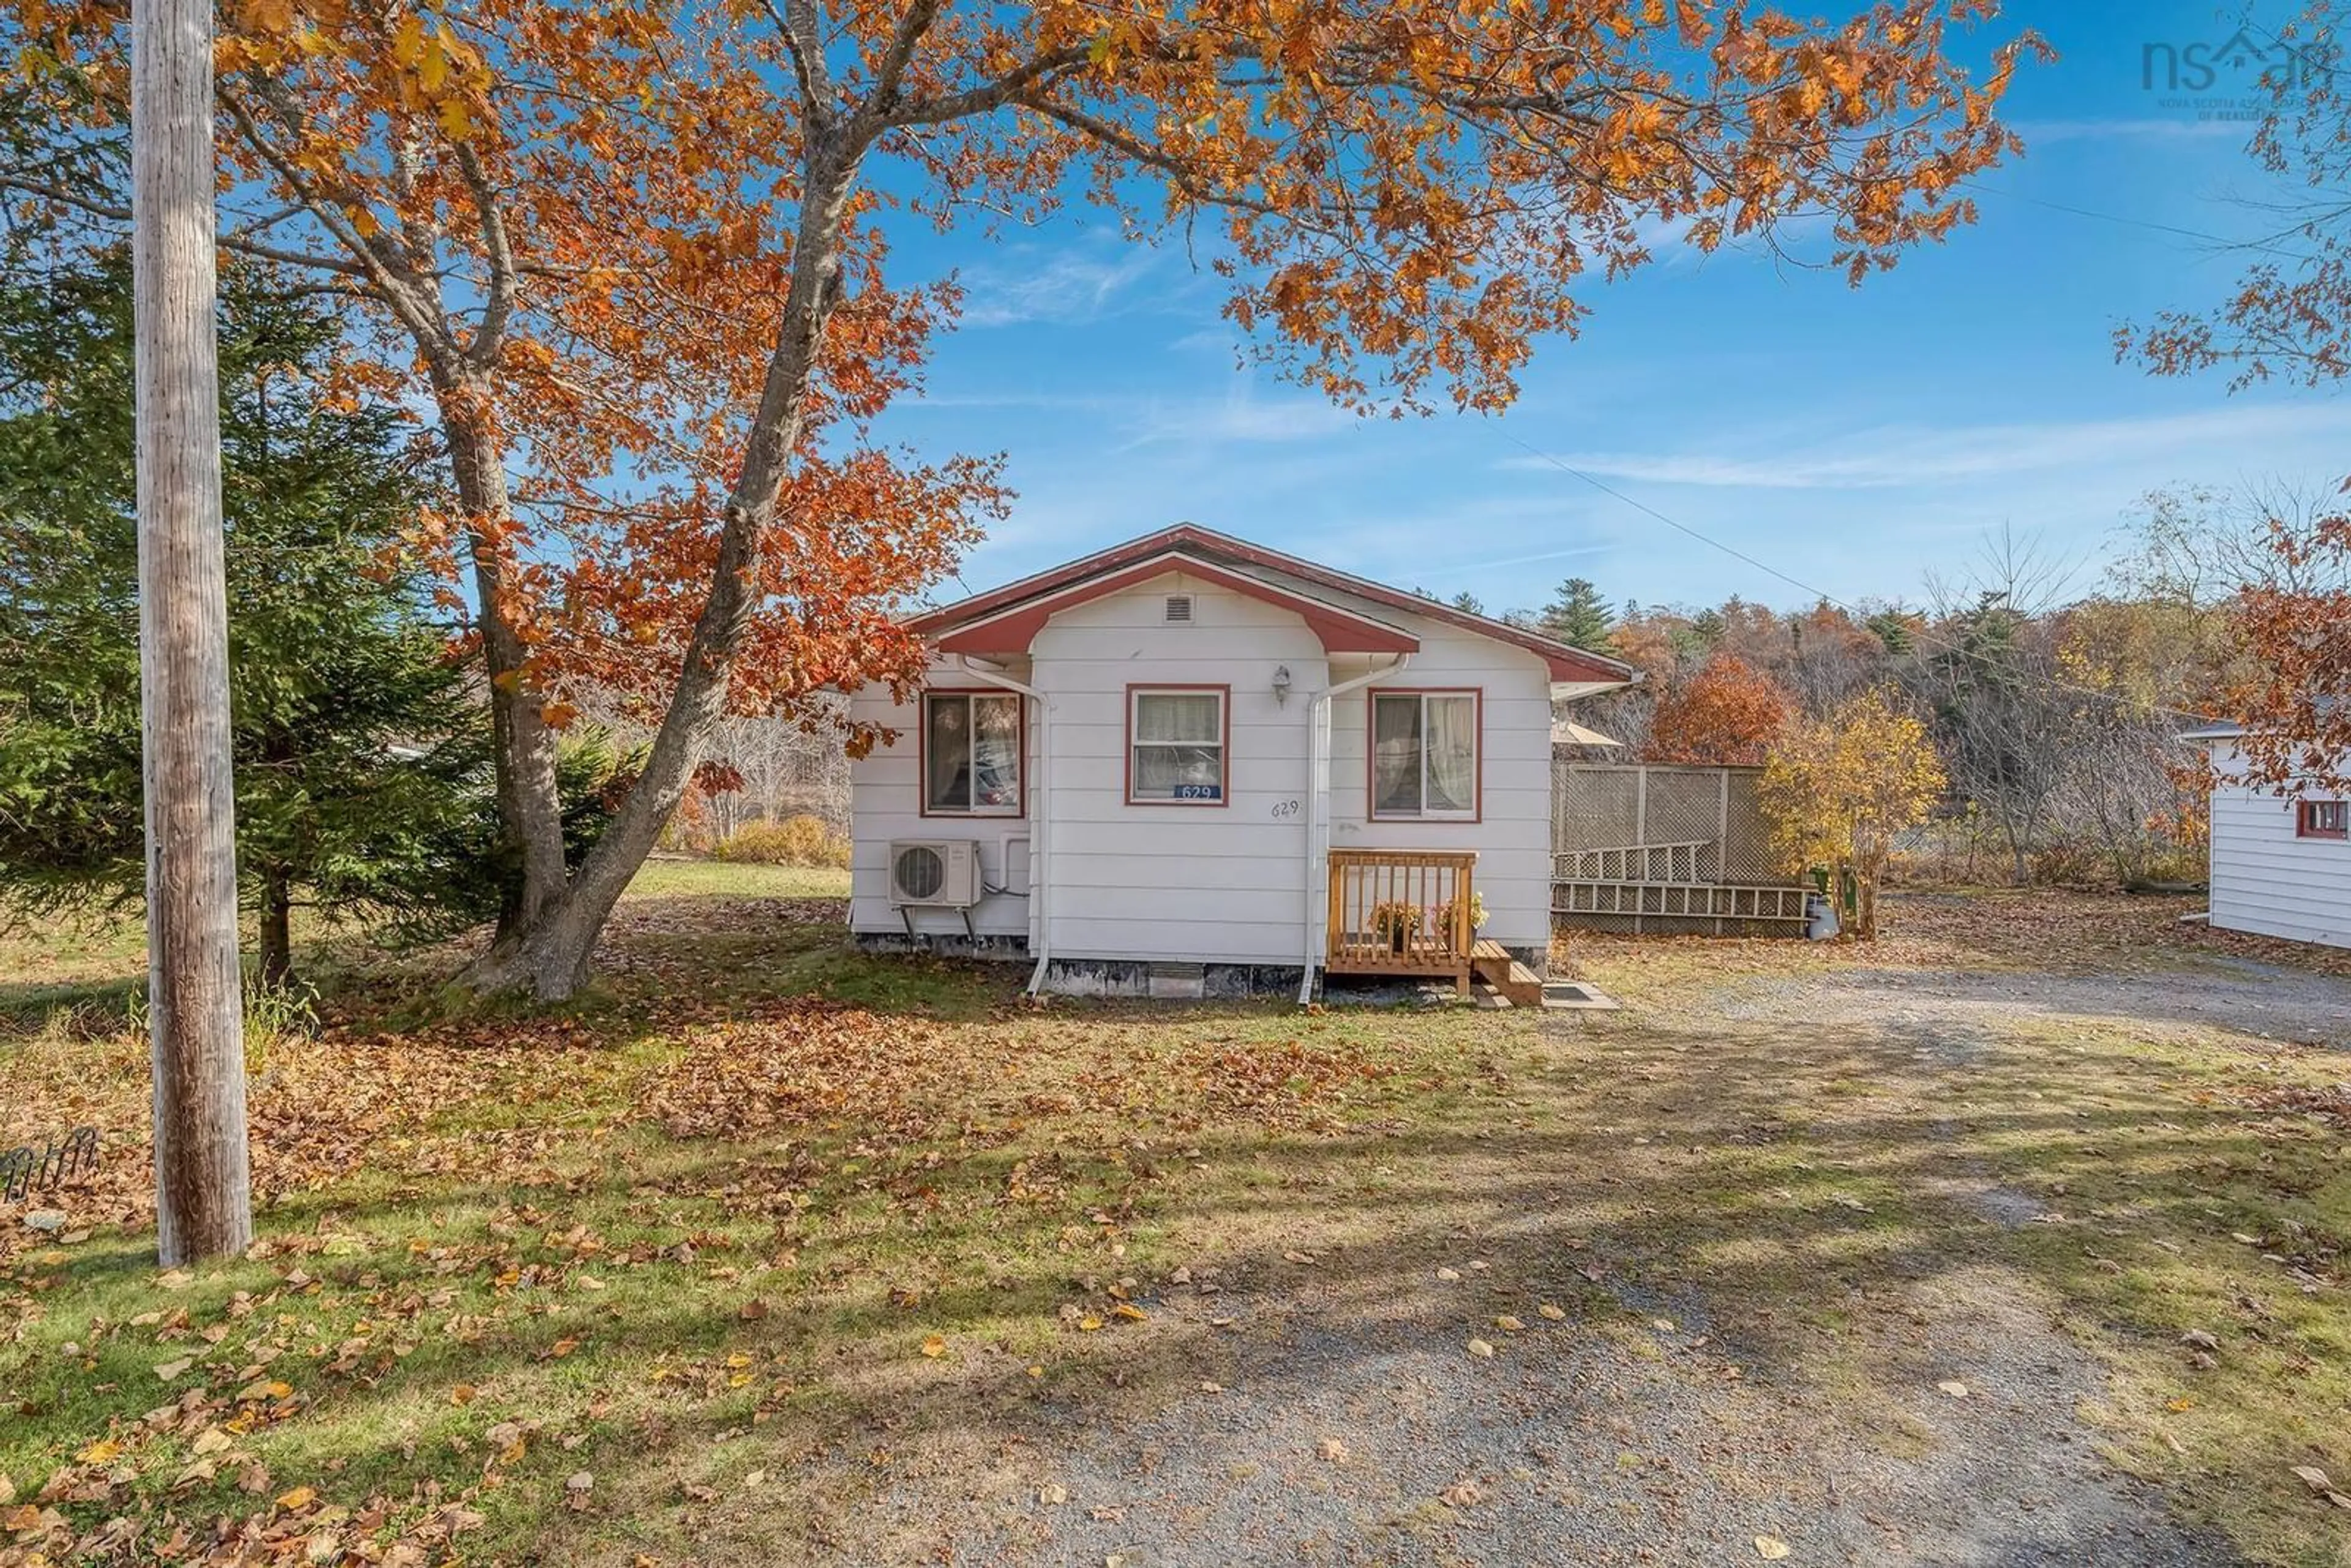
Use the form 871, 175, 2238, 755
1325, 848, 1477, 987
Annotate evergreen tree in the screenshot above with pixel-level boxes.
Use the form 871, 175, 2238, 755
1540, 577, 1616, 651
0, 253, 489, 986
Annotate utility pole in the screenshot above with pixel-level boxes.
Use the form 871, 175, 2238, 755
133, 0, 252, 1263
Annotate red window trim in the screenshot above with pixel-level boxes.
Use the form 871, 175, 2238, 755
916, 688, 1027, 820
1125, 683, 1232, 808
2298, 800, 2349, 841
1366, 687, 1484, 824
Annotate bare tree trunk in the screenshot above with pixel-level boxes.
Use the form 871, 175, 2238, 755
257, 867, 293, 991
133, 0, 251, 1264
437, 402, 568, 935
465, 152, 861, 1001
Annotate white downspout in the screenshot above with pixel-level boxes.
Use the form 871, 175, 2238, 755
1299, 653, 1411, 1005
956, 655, 1054, 994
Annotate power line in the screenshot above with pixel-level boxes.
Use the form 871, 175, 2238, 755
1957, 179, 2288, 253
1494, 428, 2208, 721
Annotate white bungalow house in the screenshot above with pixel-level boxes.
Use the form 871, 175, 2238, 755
2183, 722, 2350, 950
847, 525, 1633, 999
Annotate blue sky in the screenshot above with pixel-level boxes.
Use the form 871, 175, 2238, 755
869, 1, 2351, 619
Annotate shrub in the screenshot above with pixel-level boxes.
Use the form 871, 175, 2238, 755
714, 814, 850, 869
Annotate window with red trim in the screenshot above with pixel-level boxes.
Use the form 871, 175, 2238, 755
1128, 688, 1227, 803
1370, 690, 1480, 819
923, 692, 1021, 816
2299, 800, 2349, 840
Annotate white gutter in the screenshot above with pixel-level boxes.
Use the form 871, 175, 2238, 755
1299, 653, 1411, 1005
956, 655, 1054, 994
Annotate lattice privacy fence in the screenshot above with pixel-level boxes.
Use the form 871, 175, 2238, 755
1551, 763, 1808, 936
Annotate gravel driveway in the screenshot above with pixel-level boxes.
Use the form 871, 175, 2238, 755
681, 927, 2351, 1567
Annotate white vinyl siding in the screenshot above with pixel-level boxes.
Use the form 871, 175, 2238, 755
849, 563, 1565, 964
2205, 741, 2351, 950
849, 669, 1035, 942
1032, 576, 1325, 963
1324, 618, 1555, 953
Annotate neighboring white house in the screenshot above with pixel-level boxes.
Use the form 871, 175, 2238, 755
847, 525, 1632, 998
2184, 722, 2350, 950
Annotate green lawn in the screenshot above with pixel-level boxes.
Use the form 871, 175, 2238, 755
1, 881, 2347, 1564
0, 858, 852, 1026
624, 858, 850, 901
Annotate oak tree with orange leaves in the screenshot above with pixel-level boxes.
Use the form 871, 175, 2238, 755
2120, 1, 2351, 792
1646, 654, 1794, 766
2225, 516, 2351, 792
10, 0, 2039, 999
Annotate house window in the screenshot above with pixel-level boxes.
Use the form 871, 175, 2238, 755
1128, 686, 1228, 804
1370, 690, 1480, 820
923, 691, 1021, 816
2300, 800, 2349, 840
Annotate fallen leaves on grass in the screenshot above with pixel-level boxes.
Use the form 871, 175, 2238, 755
637, 1004, 963, 1142
0, 1016, 620, 1264
1185, 1041, 1398, 1130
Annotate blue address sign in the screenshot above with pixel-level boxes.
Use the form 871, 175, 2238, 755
1172, 783, 1223, 800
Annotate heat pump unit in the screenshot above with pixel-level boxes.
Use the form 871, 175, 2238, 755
888, 839, 981, 909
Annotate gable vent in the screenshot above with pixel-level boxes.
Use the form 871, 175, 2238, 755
1164, 594, 1194, 625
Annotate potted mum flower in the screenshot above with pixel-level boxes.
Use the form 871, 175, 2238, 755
1370, 899, 1422, 954
1434, 890, 1488, 943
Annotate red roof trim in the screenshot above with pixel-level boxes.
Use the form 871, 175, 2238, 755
933, 553, 1419, 658
910, 525, 1631, 686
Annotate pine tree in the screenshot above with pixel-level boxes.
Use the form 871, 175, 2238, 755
0, 253, 487, 986
1540, 577, 1617, 651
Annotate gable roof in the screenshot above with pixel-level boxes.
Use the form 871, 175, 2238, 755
907, 524, 1635, 686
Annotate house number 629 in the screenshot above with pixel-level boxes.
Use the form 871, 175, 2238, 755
1270, 799, 1301, 819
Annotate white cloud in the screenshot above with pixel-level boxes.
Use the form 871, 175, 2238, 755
1121, 389, 1359, 448
2010, 117, 2252, 146
1503, 403, 2351, 492
957, 248, 1162, 328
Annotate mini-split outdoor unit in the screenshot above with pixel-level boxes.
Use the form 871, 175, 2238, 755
888, 840, 982, 936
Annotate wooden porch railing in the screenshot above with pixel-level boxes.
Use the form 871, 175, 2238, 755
1325, 848, 1477, 992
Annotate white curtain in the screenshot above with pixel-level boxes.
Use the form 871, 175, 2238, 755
1425, 696, 1476, 813
1134, 692, 1223, 797
924, 695, 969, 811
1136, 692, 1219, 743
969, 694, 1021, 810
1371, 695, 1420, 814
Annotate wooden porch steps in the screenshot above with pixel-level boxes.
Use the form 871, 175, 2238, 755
1471, 940, 1544, 1008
